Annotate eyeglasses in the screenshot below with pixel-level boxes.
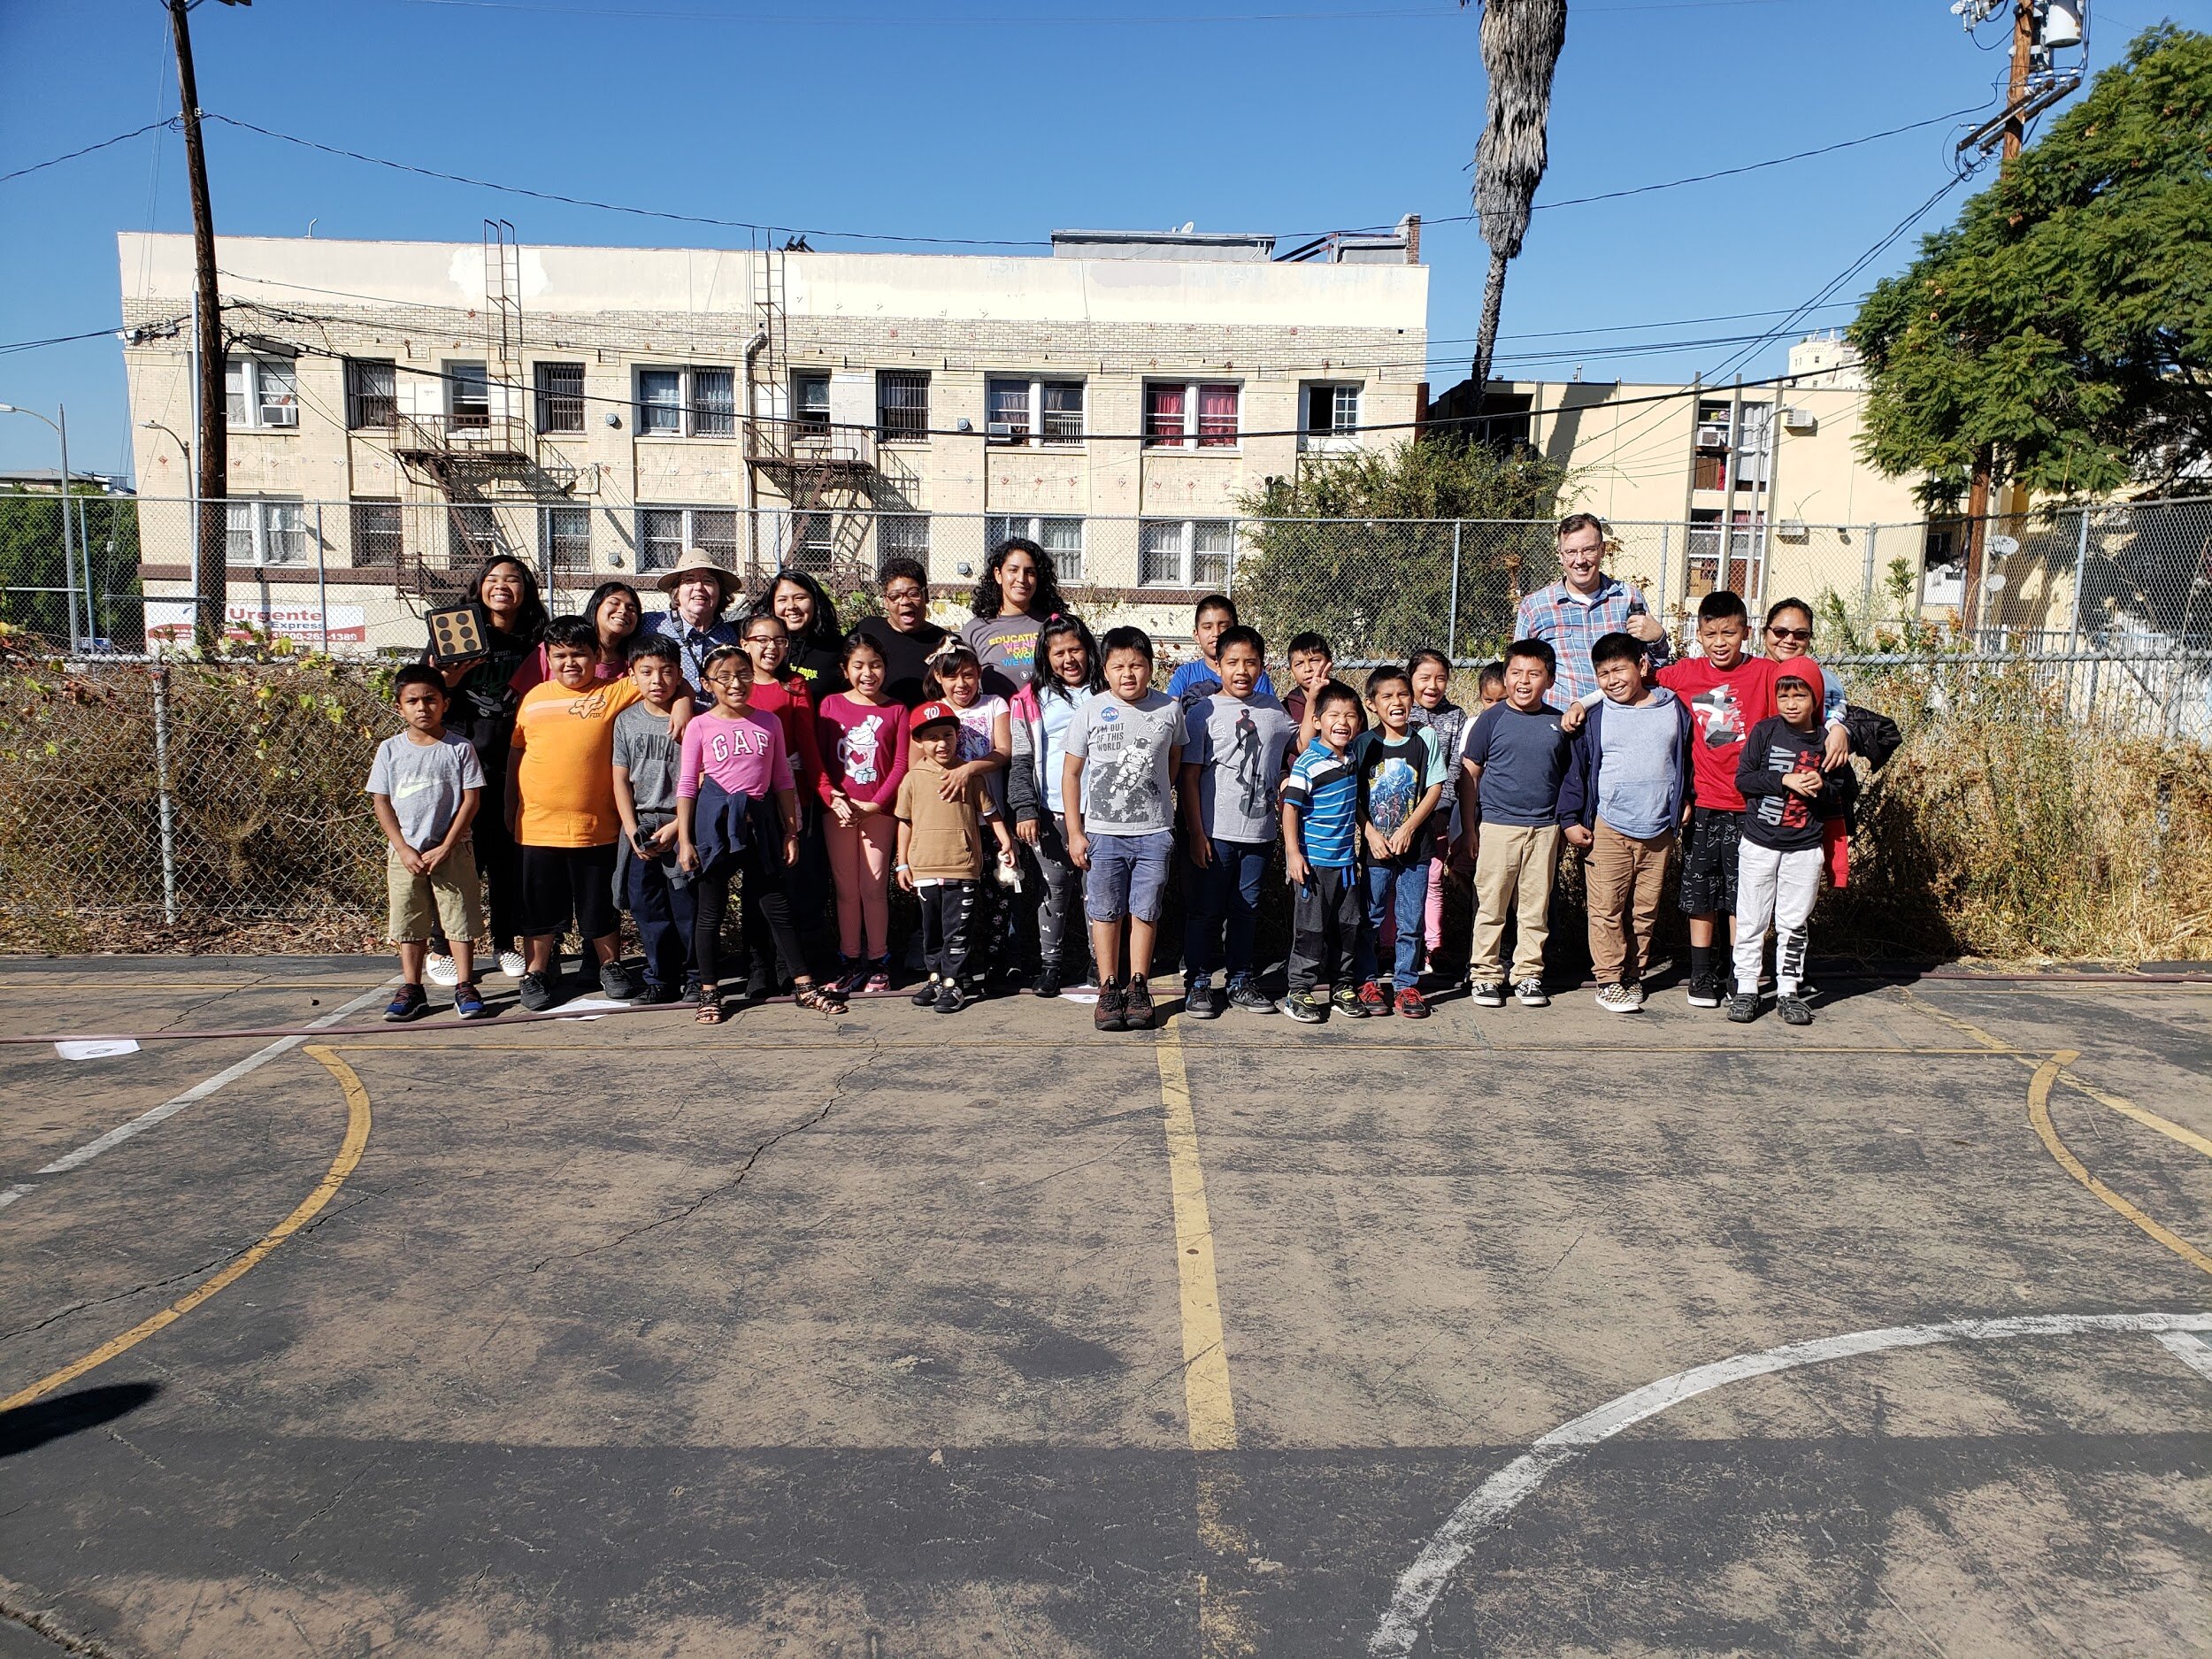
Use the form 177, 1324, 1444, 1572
883, 586, 926, 603
1767, 626, 1813, 643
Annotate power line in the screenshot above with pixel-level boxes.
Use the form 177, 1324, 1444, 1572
0, 326, 133, 357
204, 114, 1051, 248
389, 0, 1813, 20
0, 119, 177, 188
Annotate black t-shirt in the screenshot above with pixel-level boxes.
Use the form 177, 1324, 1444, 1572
1736, 715, 1846, 852
787, 640, 849, 698
855, 616, 949, 708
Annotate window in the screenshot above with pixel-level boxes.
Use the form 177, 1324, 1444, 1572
225, 498, 307, 566
350, 498, 402, 568
878, 370, 930, 442
986, 378, 1085, 446
1733, 403, 1772, 491
224, 357, 298, 429
347, 359, 396, 429
793, 372, 831, 436
784, 511, 838, 573
636, 506, 737, 573
984, 514, 1082, 583
1686, 508, 1762, 599
449, 362, 490, 429
1139, 518, 1235, 588
541, 505, 592, 586
448, 503, 508, 566
534, 362, 585, 434
1302, 382, 1360, 445
636, 366, 734, 438
878, 513, 930, 576
1144, 381, 1239, 449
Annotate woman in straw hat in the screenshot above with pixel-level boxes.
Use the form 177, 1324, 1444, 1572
641, 550, 743, 693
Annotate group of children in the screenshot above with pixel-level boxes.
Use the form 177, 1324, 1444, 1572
366, 583, 1853, 1031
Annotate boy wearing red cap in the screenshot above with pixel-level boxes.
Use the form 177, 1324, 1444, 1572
1730, 664, 1848, 1026
895, 700, 1016, 1013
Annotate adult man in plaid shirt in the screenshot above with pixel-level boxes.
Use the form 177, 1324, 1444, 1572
1515, 513, 1672, 704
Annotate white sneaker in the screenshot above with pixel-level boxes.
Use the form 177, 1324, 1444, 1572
1594, 982, 1643, 1013
496, 949, 526, 979
425, 953, 460, 987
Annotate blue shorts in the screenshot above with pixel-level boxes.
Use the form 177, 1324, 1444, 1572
1083, 829, 1175, 924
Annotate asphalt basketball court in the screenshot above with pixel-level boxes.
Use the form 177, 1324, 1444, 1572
1, 955, 2208, 1657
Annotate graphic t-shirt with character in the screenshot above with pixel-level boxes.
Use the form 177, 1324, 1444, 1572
1351, 726, 1448, 868
1064, 688, 1186, 837
1183, 690, 1294, 845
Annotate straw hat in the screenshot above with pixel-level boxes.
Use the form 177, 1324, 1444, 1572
655, 550, 739, 611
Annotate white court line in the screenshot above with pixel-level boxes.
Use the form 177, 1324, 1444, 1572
1369, 1310, 2212, 1659
2154, 1331, 2212, 1384
0, 979, 396, 1213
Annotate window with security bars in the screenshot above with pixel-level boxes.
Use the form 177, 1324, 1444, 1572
1144, 381, 1238, 449
541, 505, 592, 585
878, 370, 930, 442
878, 513, 931, 576
225, 499, 308, 566
637, 367, 734, 437
637, 506, 738, 573
986, 378, 1085, 446
984, 514, 1082, 583
350, 499, 402, 568
1139, 518, 1235, 588
534, 362, 586, 434
347, 359, 397, 429
448, 503, 508, 567
785, 511, 838, 572
986, 380, 1031, 443
225, 357, 299, 429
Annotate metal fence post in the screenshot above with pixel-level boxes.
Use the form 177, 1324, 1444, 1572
151, 665, 180, 926
1655, 525, 1671, 632
1446, 520, 1463, 663
1861, 523, 1878, 617
315, 501, 330, 655
2067, 505, 2092, 651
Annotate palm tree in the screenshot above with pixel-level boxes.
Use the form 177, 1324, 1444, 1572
1471, 0, 1570, 393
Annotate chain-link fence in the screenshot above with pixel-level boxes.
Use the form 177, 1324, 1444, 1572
3, 493, 2208, 949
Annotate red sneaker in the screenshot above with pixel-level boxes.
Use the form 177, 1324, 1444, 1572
1395, 985, 1431, 1019
1357, 979, 1392, 1016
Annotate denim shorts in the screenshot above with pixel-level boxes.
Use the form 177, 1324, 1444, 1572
1083, 828, 1175, 924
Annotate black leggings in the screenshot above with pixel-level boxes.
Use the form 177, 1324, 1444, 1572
692, 849, 806, 987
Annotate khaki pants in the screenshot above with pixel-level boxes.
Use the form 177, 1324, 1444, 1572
1471, 822, 1561, 985
1586, 820, 1675, 986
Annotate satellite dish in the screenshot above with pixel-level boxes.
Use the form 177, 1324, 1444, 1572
1984, 572, 2008, 592
1988, 534, 2020, 557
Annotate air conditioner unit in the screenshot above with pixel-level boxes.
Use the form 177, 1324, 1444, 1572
1778, 519, 1809, 541
986, 421, 1023, 443
1694, 423, 1730, 449
1780, 407, 1816, 434
265, 403, 298, 428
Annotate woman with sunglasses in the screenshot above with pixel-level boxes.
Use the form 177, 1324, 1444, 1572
1762, 599, 1853, 764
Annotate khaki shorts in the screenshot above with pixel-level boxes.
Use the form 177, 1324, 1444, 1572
386, 843, 484, 944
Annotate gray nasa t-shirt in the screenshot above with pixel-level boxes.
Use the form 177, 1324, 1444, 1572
365, 729, 484, 851
1064, 688, 1187, 836
611, 701, 682, 816
1182, 691, 1294, 843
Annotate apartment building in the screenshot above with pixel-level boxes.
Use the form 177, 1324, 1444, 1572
118, 223, 1427, 646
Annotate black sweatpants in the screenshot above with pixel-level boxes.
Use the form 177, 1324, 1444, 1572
919, 879, 979, 986
1286, 864, 1364, 996
692, 848, 805, 988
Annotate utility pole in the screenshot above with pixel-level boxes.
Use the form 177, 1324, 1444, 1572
1960, 0, 2042, 636
169, 0, 242, 650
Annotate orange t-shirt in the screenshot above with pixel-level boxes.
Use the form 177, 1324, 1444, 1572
511, 676, 642, 847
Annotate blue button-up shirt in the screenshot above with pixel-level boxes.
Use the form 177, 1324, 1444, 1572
642, 610, 741, 692
1514, 574, 1672, 705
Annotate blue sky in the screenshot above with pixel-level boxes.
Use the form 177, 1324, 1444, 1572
0, 0, 2174, 479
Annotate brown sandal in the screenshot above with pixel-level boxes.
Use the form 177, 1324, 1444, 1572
695, 984, 725, 1025
793, 981, 846, 1015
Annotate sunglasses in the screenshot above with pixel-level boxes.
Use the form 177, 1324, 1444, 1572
1767, 626, 1813, 643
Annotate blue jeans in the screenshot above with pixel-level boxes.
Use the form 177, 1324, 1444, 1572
1359, 859, 1427, 986
1183, 838, 1271, 981
1083, 829, 1175, 924
626, 851, 696, 990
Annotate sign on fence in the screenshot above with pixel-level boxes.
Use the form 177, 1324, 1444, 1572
144, 600, 367, 647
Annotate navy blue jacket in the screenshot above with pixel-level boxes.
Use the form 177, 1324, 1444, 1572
1555, 690, 1696, 833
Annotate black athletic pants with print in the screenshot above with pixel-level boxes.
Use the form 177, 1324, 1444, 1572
919, 879, 979, 986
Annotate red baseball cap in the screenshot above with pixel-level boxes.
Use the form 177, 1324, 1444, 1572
910, 700, 958, 733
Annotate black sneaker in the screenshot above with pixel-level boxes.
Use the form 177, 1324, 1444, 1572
598, 960, 640, 1002
911, 976, 941, 1007
1226, 978, 1275, 1014
1469, 979, 1508, 1008
1686, 970, 1724, 1010
934, 981, 967, 1015
1183, 976, 1219, 1020
1095, 979, 1128, 1033
638, 979, 679, 1005
1331, 983, 1370, 1019
383, 984, 428, 1023
517, 972, 557, 1012
1726, 990, 1760, 1024
1514, 978, 1549, 1008
1031, 971, 1063, 1000
1778, 994, 1814, 1026
452, 980, 490, 1021
1279, 990, 1326, 1024
1124, 975, 1156, 1031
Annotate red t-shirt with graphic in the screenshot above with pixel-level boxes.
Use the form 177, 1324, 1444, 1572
1657, 654, 1777, 813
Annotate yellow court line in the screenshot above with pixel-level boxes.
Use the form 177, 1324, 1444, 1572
1896, 988, 2212, 1164
1156, 1030, 1238, 1455
2028, 1053, 2212, 1279
0, 1045, 372, 1413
